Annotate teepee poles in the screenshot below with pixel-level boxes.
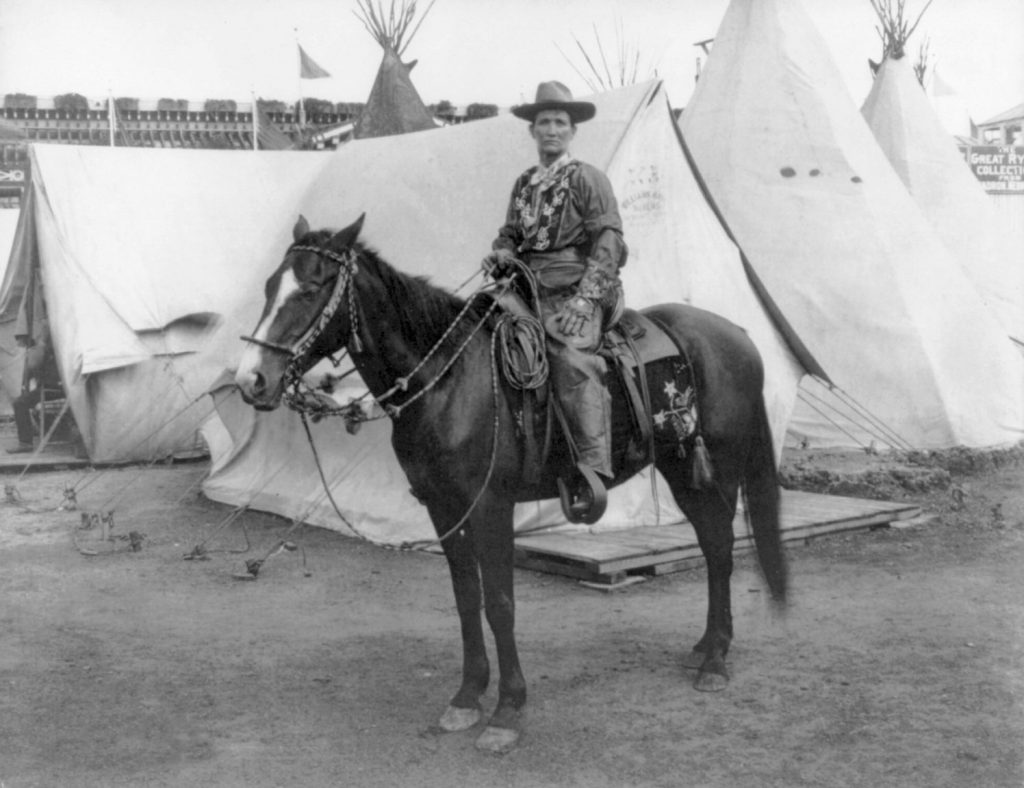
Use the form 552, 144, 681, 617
556, 19, 646, 94
869, 0, 934, 60
354, 0, 437, 56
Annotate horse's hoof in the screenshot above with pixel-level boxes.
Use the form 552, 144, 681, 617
475, 725, 520, 754
693, 669, 729, 693
681, 649, 705, 671
439, 705, 481, 732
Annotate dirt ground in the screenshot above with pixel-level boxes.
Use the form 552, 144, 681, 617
0, 439, 1022, 787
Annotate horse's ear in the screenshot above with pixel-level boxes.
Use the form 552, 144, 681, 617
331, 213, 366, 248
293, 215, 310, 242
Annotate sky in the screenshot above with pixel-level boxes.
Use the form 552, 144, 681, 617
0, 0, 1021, 122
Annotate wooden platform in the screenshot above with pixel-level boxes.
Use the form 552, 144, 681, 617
0, 442, 86, 472
514, 490, 921, 585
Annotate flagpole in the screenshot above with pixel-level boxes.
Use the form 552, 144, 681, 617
251, 91, 258, 151
295, 32, 330, 144
108, 89, 115, 147
295, 27, 304, 132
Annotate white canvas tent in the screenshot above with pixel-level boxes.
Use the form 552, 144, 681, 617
680, 0, 1024, 451
0, 209, 17, 281
0, 145, 327, 461
201, 80, 808, 544
862, 55, 1024, 345
0, 207, 21, 415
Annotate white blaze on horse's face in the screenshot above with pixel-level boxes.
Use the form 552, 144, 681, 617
234, 267, 303, 400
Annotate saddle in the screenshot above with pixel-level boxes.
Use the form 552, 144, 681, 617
492, 289, 701, 523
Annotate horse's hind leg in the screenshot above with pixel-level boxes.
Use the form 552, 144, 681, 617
658, 454, 740, 692
435, 508, 490, 732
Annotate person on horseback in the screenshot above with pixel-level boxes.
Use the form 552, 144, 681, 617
481, 80, 628, 518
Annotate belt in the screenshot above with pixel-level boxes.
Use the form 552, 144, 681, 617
521, 248, 587, 289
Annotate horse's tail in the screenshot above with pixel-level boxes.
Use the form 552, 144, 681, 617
743, 395, 787, 605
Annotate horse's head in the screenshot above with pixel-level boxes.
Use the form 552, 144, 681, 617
235, 213, 365, 410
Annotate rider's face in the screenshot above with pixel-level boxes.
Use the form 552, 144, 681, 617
531, 110, 575, 165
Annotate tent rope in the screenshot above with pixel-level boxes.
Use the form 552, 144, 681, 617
9, 395, 74, 487
818, 382, 914, 451
795, 390, 882, 451
70, 392, 216, 508
184, 451, 299, 560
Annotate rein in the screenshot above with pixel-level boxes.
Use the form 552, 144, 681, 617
244, 240, 509, 550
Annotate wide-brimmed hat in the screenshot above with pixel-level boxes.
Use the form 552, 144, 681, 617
511, 81, 596, 124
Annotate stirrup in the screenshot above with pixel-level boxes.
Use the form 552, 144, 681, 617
557, 463, 608, 525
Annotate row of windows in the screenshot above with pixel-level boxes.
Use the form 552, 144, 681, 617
979, 124, 1023, 146
14, 118, 281, 131
2, 107, 355, 123
2, 128, 292, 152
1, 143, 27, 164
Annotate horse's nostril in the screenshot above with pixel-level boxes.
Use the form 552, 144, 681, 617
252, 372, 266, 396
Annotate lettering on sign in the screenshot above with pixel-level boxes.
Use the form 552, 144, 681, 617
961, 145, 1024, 194
0, 169, 26, 183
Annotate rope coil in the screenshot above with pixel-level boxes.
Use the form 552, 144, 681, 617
495, 312, 548, 392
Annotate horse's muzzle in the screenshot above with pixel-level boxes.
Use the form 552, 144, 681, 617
235, 369, 283, 411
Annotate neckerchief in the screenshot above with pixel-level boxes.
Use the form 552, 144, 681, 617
514, 155, 579, 252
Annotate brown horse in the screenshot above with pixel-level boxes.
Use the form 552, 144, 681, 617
234, 214, 787, 753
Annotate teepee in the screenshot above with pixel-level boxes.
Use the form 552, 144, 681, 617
353, 0, 437, 139
680, 0, 1024, 451
861, 4, 1024, 345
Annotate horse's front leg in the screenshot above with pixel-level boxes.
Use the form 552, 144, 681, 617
435, 505, 490, 733
471, 496, 526, 753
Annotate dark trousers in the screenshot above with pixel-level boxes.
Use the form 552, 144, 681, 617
540, 291, 613, 479
12, 390, 38, 446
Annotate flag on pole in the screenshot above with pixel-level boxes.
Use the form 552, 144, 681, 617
298, 45, 331, 79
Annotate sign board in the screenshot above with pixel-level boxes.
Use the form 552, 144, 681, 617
960, 145, 1024, 194
0, 164, 28, 187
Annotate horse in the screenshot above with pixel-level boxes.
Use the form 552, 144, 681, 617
234, 214, 787, 753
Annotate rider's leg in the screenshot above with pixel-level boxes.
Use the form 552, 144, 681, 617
542, 297, 613, 484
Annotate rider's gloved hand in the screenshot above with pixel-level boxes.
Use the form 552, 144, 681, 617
481, 248, 518, 279
556, 295, 597, 338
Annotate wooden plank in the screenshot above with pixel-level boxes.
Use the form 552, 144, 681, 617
513, 550, 619, 583
644, 555, 706, 575
514, 490, 921, 582
515, 526, 699, 566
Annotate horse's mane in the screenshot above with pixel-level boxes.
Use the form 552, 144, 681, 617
337, 236, 491, 356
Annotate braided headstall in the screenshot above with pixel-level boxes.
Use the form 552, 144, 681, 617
240, 243, 362, 421
240, 253, 521, 551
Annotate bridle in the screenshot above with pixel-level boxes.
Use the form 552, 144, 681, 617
240, 244, 360, 368
238, 239, 514, 551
